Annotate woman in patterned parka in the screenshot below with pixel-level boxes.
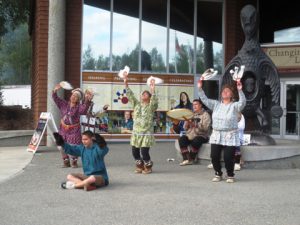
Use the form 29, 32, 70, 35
53, 84, 93, 168
124, 76, 158, 174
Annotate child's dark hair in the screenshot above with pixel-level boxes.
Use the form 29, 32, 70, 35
82, 130, 107, 148
94, 133, 107, 148
82, 130, 94, 138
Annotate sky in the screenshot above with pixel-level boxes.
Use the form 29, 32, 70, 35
275, 27, 300, 43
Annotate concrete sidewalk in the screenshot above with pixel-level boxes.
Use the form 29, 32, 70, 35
0, 146, 33, 183
1, 142, 300, 225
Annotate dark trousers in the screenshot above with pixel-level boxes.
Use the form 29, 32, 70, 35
178, 135, 208, 160
211, 144, 235, 177
132, 146, 150, 162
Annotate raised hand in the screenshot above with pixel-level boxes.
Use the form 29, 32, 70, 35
53, 132, 64, 146
124, 75, 128, 88
236, 79, 243, 90
85, 90, 94, 101
150, 79, 155, 93
53, 84, 61, 92
197, 76, 204, 89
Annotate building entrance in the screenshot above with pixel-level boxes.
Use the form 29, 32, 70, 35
281, 81, 300, 139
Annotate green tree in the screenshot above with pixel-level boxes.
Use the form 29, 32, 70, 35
150, 47, 166, 72
0, 0, 30, 38
0, 23, 32, 84
213, 48, 223, 73
175, 44, 191, 73
196, 42, 205, 73
96, 55, 109, 70
112, 55, 122, 71
82, 45, 96, 70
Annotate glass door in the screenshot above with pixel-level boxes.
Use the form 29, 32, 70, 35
282, 82, 300, 139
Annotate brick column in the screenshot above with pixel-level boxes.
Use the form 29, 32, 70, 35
65, 0, 83, 96
31, 0, 49, 129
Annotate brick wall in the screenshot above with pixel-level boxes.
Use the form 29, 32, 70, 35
224, 0, 256, 65
31, 0, 49, 125
65, 0, 83, 99
31, 0, 84, 125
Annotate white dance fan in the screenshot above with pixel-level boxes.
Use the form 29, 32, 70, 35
147, 76, 164, 86
230, 65, 245, 81
201, 68, 218, 80
118, 66, 130, 79
60, 81, 73, 90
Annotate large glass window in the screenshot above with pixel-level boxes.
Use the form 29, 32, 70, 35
169, 0, 194, 74
142, 0, 167, 73
197, 1, 223, 74
82, 5, 110, 70
82, 0, 223, 74
112, 0, 139, 72
169, 30, 194, 74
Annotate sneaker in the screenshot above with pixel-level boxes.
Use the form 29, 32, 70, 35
62, 159, 70, 168
179, 160, 193, 166
226, 177, 235, 183
207, 163, 213, 169
61, 181, 75, 189
84, 184, 97, 191
71, 160, 78, 168
212, 175, 222, 182
234, 163, 241, 171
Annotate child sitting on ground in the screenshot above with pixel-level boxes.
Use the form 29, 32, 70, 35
53, 130, 109, 191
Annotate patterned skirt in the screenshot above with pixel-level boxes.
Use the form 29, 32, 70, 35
130, 132, 155, 148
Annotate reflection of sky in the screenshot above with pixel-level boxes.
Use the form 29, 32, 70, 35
2, 86, 31, 108
274, 27, 300, 43
82, 5, 222, 62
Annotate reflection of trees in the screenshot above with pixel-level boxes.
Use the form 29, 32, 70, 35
82, 43, 223, 73
0, 24, 31, 84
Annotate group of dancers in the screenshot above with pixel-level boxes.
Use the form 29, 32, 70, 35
52, 70, 246, 191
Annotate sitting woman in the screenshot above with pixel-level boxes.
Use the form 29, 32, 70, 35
177, 99, 211, 166
171, 92, 193, 134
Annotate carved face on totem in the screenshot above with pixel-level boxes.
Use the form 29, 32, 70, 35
240, 5, 258, 40
244, 77, 255, 94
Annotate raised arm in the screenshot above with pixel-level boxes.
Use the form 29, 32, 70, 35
234, 79, 246, 112
197, 77, 218, 110
63, 143, 82, 157
52, 84, 67, 109
95, 145, 109, 158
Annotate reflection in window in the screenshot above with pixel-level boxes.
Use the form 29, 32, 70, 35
82, 0, 223, 74
142, 0, 167, 73
141, 21, 166, 72
169, 30, 194, 74
82, 5, 110, 70
112, 12, 139, 71
275, 27, 300, 43
213, 42, 223, 73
